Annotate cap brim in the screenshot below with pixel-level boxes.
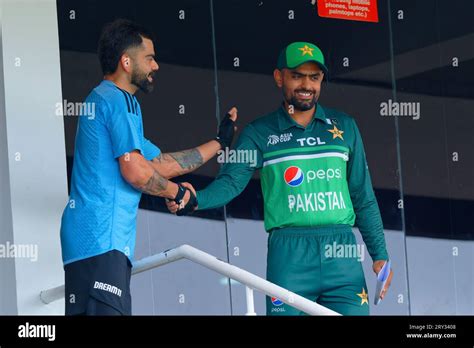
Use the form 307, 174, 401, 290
287, 60, 329, 78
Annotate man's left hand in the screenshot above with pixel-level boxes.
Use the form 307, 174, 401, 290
373, 260, 393, 300
215, 107, 238, 149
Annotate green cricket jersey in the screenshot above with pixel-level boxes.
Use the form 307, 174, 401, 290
196, 104, 388, 261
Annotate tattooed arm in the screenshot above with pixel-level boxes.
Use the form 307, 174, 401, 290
150, 107, 239, 179
119, 150, 185, 200
149, 140, 221, 179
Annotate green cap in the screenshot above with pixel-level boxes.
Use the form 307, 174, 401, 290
276, 41, 328, 76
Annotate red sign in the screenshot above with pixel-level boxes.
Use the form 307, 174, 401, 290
317, 0, 379, 23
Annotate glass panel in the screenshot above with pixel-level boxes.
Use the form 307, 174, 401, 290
392, 0, 474, 314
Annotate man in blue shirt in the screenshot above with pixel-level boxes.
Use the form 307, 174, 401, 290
60, 19, 237, 315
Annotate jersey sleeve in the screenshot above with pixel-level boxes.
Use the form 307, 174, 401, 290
142, 137, 161, 161
347, 117, 389, 262
102, 93, 143, 159
196, 124, 262, 210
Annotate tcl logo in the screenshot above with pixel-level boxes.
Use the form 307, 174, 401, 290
296, 137, 326, 146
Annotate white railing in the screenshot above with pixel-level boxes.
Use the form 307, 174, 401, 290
40, 244, 340, 316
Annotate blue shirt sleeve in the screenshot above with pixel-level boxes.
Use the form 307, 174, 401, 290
142, 137, 161, 160
102, 94, 144, 159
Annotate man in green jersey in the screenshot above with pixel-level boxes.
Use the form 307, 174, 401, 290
168, 42, 393, 316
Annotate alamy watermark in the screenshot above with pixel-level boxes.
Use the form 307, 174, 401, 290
217, 148, 258, 167
18, 322, 55, 341
0, 241, 38, 262
380, 99, 420, 120
55, 99, 96, 119
324, 242, 365, 262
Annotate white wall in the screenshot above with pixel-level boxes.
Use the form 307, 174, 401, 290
0, 0, 67, 314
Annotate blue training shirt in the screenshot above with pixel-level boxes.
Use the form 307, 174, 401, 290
60, 80, 160, 265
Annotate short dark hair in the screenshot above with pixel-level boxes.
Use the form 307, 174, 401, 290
98, 19, 155, 75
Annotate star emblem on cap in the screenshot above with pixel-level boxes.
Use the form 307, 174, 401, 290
328, 125, 344, 140
298, 44, 314, 57
357, 288, 369, 305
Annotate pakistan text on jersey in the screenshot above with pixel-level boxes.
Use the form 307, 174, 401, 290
288, 191, 347, 212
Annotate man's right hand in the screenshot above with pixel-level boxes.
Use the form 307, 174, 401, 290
167, 182, 198, 215
215, 107, 238, 149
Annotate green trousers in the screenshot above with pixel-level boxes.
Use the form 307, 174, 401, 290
266, 225, 370, 316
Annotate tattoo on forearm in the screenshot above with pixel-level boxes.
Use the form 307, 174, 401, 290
151, 148, 204, 178
140, 170, 168, 196
169, 148, 204, 173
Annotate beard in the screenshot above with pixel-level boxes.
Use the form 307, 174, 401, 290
131, 63, 155, 94
284, 88, 319, 111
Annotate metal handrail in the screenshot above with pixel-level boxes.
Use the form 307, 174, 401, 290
40, 244, 340, 316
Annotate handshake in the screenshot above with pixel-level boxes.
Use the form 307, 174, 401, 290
166, 182, 197, 216
166, 107, 238, 216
